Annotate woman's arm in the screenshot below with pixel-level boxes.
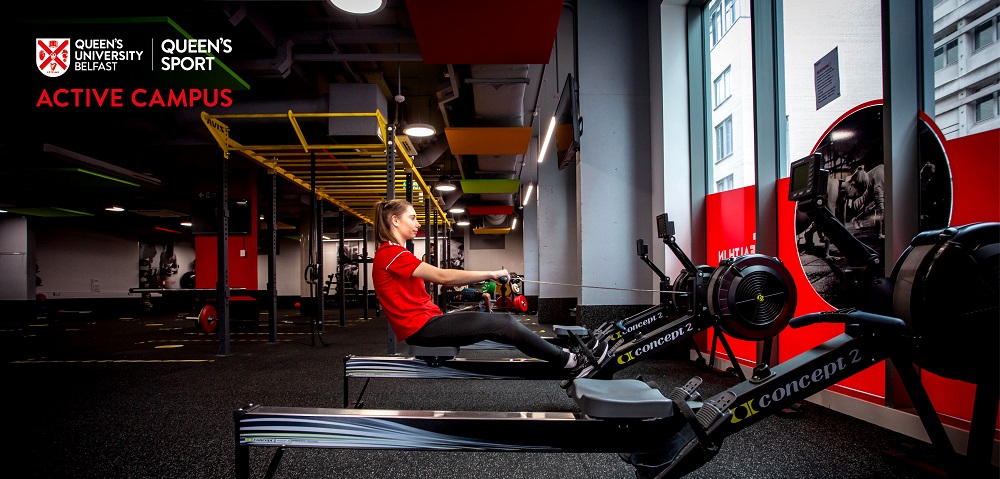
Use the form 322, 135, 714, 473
411, 262, 507, 287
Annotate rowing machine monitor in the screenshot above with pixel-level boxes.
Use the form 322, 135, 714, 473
656, 213, 675, 239
788, 153, 825, 202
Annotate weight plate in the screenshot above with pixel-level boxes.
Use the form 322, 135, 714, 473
511, 281, 522, 295
706, 254, 796, 341
514, 295, 528, 313
481, 281, 496, 294
496, 296, 512, 309
198, 305, 218, 333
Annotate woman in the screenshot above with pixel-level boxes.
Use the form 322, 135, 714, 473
372, 199, 606, 376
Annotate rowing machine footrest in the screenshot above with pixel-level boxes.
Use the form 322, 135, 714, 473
570, 378, 674, 419
408, 345, 460, 359
554, 325, 590, 338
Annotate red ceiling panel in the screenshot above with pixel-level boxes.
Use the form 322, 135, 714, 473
405, 0, 563, 64
468, 205, 515, 215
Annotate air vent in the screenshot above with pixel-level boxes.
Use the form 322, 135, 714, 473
397, 135, 419, 157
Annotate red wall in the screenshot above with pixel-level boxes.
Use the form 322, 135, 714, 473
194, 173, 259, 294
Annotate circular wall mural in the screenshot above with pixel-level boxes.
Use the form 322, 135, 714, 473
793, 103, 952, 309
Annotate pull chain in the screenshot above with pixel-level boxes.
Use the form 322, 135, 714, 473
517, 278, 685, 295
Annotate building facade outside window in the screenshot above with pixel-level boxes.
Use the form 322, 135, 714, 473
933, 0, 1000, 139
705, 0, 753, 193
782, 1, 882, 174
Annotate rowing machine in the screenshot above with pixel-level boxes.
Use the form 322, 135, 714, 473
236, 375, 707, 479
622, 155, 1000, 478
343, 216, 797, 408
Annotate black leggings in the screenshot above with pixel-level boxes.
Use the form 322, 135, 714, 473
406, 311, 569, 365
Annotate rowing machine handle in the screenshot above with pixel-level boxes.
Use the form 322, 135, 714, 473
496, 265, 510, 284
789, 309, 905, 331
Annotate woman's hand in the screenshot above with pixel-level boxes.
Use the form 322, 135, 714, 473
491, 269, 510, 281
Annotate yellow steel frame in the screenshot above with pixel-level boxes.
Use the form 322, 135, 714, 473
199, 110, 449, 229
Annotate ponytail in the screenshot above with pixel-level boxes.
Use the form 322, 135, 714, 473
373, 199, 411, 244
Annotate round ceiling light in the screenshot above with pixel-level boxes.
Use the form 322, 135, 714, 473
403, 123, 436, 138
435, 176, 456, 192
329, 0, 387, 14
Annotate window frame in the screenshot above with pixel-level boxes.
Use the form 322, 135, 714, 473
972, 16, 997, 51
724, 0, 737, 30
709, 2, 724, 47
714, 115, 734, 162
715, 173, 734, 192
713, 66, 732, 109
934, 38, 959, 71
974, 90, 998, 123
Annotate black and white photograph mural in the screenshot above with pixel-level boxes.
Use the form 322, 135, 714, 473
794, 103, 952, 308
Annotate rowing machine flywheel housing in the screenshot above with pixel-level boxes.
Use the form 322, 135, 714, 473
670, 265, 715, 313
706, 254, 797, 341
891, 222, 999, 384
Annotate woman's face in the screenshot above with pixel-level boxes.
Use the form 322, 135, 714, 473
393, 205, 421, 241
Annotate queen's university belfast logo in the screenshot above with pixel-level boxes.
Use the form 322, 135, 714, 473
37, 38, 71, 77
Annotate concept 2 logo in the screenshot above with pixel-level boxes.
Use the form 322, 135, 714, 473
606, 312, 662, 342
615, 320, 694, 366
37, 39, 70, 77
730, 348, 864, 424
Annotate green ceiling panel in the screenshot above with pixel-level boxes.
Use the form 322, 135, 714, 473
458, 179, 520, 194
5, 207, 93, 217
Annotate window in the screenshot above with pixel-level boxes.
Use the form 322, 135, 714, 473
705, 0, 754, 190
715, 116, 733, 161
724, 0, 737, 30
713, 67, 732, 108
973, 16, 997, 51
709, 2, 723, 47
934, 39, 959, 71
716, 174, 734, 192
708, 0, 737, 48
974, 91, 998, 122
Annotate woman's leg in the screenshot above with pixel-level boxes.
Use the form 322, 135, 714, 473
407, 311, 569, 364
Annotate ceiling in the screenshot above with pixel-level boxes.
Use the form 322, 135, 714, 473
0, 0, 565, 239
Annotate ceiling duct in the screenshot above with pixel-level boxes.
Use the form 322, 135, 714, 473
411, 135, 449, 168
483, 214, 507, 226
469, 64, 529, 127
468, 64, 528, 184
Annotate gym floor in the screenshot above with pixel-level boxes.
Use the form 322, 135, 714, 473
2, 305, 960, 478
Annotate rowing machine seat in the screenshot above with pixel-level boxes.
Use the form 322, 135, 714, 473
408, 345, 460, 359
570, 378, 674, 419
554, 325, 590, 337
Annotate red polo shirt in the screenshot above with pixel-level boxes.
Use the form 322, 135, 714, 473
373, 241, 442, 341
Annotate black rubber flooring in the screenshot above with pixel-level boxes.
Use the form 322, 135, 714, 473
0, 306, 975, 478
